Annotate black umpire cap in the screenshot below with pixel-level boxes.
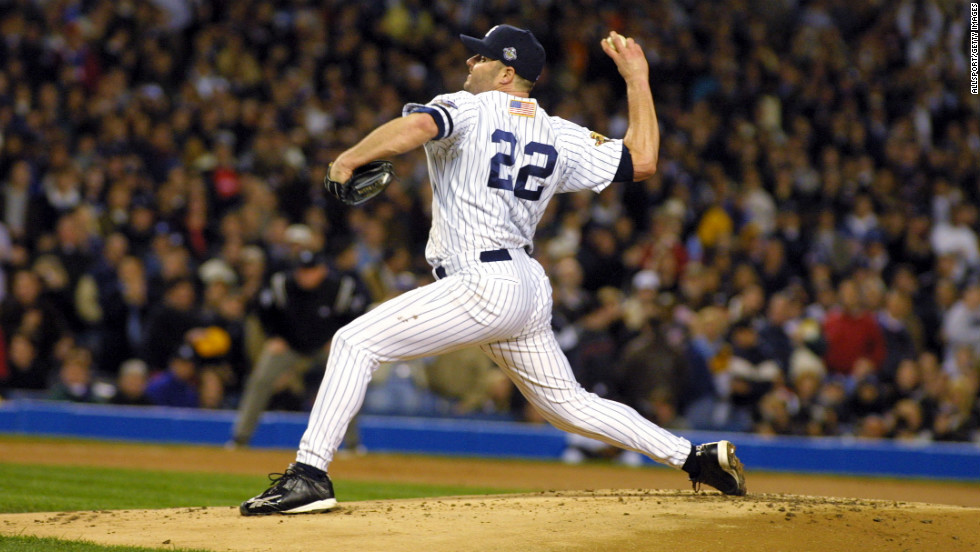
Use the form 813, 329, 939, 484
460, 25, 546, 82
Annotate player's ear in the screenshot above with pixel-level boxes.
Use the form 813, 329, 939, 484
498, 65, 516, 86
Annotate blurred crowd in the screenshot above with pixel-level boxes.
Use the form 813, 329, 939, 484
0, 0, 978, 444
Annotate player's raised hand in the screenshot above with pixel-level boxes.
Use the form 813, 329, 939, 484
600, 31, 649, 83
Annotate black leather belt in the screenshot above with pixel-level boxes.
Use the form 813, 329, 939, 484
435, 249, 512, 279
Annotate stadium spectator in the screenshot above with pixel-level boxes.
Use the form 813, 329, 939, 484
0, 160, 42, 243
145, 345, 200, 408
1, 332, 48, 394
877, 289, 920, 383
822, 278, 886, 380
549, 256, 595, 367
683, 306, 750, 430
930, 203, 980, 284
756, 291, 797, 374
616, 310, 689, 428
0, 0, 976, 444
198, 368, 230, 410
578, 224, 627, 293
932, 374, 980, 442
423, 346, 512, 416
0, 269, 70, 367
48, 347, 99, 403
571, 286, 627, 401
95, 255, 151, 375
109, 359, 153, 406
75, 232, 130, 342
941, 280, 980, 371
235, 245, 269, 304
140, 276, 201, 372
727, 320, 781, 416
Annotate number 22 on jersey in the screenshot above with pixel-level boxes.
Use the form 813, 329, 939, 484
486, 129, 557, 201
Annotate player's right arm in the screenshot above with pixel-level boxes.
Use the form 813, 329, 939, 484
600, 31, 658, 180
328, 113, 440, 183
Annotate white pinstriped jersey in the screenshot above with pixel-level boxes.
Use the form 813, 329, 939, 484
295, 87, 694, 478
403, 90, 624, 267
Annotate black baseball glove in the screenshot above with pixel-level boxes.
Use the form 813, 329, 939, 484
324, 160, 396, 206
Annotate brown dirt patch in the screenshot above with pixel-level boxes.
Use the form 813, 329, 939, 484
1, 437, 979, 551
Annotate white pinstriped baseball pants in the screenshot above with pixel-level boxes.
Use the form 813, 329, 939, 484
296, 248, 692, 471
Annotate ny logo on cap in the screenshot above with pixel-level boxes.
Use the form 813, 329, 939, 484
503, 47, 517, 61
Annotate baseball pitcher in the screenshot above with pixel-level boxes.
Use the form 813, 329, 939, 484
241, 25, 746, 516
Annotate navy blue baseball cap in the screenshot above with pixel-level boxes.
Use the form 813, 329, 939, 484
460, 25, 546, 81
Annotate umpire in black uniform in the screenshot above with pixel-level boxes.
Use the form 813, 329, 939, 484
229, 249, 369, 447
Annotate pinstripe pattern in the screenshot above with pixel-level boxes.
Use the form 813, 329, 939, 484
405, 91, 621, 263
296, 90, 692, 473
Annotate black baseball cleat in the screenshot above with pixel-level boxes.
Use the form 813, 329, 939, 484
240, 463, 338, 515
689, 440, 746, 496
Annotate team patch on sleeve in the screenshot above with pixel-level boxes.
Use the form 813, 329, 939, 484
590, 131, 611, 146
508, 99, 536, 117
432, 100, 457, 110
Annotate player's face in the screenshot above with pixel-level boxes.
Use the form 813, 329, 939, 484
464, 54, 503, 94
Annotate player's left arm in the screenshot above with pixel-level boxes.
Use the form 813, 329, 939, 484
601, 31, 658, 181
328, 113, 440, 183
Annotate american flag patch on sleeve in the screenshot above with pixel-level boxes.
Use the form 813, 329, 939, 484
508, 99, 536, 117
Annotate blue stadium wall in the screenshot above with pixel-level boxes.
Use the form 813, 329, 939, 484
1, 399, 978, 481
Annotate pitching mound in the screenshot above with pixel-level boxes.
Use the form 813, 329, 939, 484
2, 490, 977, 552
3, 439, 979, 551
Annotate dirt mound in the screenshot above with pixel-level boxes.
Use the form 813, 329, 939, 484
3, 438, 979, 551
2, 490, 977, 552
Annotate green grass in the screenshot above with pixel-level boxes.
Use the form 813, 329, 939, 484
0, 463, 260, 513
0, 461, 517, 552
0, 462, 513, 514
0, 535, 212, 552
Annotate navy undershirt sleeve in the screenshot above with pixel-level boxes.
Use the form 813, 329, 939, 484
612, 144, 634, 182
406, 106, 448, 140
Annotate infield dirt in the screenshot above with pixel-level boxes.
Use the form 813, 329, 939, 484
1, 439, 978, 552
